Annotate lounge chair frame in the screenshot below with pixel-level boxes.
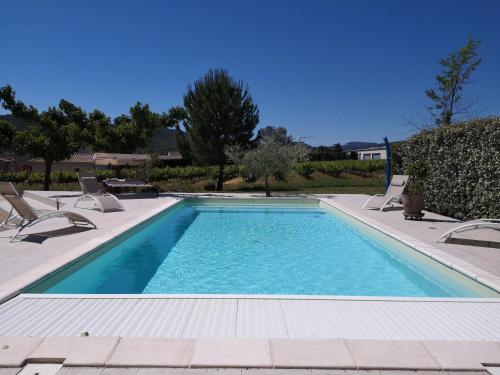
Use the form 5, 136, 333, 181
0, 182, 96, 242
362, 194, 401, 212
74, 173, 124, 213
436, 219, 500, 242
362, 175, 409, 212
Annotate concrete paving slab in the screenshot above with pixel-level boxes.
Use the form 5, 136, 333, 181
0, 368, 22, 375
0, 336, 43, 367
191, 339, 272, 368
423, 341, 500, 370
107, 338, 194, 367
207, 370, 242, 375
170, 370, 208, 375
29, 337, 119, 366
134, 369, 173, 375
18, 363, 62, 375
310, 370, 345, 375
241, 370, 277, 375
270, 339, 355, 368
485, 367, 500, 375
100, 369, 138, 375
56, 368, 104, 375
345, 340, 440, 370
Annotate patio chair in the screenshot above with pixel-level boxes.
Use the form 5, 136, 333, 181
362, 175, 409, 211
436, 219, 500, 242
74, 173, 125, 213
0, 181, 96, 243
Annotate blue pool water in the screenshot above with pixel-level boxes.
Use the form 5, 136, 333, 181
29, 199, 497, 297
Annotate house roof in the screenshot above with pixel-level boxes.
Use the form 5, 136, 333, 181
352, 147, 386, 152
28, 153, 95, 163
24, 152, 182, 165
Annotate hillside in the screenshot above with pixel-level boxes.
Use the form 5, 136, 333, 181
341, 141, 384, 150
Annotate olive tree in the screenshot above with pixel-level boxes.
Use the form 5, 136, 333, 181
226, 134, 308, 197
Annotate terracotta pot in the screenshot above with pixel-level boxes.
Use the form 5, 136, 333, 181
402, 193, 425, 214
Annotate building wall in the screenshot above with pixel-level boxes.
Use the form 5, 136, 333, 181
357, 148, 387, 160
27, 161, 94, 172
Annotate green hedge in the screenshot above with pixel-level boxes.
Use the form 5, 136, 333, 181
391, 117, 500, 220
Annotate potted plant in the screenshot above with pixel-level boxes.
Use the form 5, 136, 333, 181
402, 160, 427, 218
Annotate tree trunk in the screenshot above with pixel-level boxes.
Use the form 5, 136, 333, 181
216, 165, 224, 191
264, 176, 271, 197
44, 159, 52, 191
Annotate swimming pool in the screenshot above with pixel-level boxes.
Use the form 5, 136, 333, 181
27, 198, 498, 297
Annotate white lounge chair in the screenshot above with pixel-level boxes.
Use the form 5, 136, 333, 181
74, 173, 125, 213
362, 175, 409, 211
0, 181, 96, 242
436, 219, 500, 242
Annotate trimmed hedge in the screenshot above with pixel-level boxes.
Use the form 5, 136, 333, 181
391, 117, 500, 220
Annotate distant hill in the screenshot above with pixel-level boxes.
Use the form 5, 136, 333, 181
145, 127, 179, 153
341, 141, 384, 151
0, 114, 34, 130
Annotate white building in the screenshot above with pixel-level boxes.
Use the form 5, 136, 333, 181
354, 147, 387, 160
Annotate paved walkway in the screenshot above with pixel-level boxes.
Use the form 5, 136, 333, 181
1, 336, 500, 370
1, 368, 492, 375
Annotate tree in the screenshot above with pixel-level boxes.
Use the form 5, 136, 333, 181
85, 104, 181, 153
255, 126, 293, 145
0, 85, 87, 190
226, 134, 308, 197
309, 143, 345, 161
182, 69, 259, 190
0, 120, 16, 152
425, 37, 481, 126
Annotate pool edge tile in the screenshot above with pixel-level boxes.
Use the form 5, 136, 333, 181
190, 338, 272, 368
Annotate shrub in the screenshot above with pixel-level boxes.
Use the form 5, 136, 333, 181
293, 163, 315, 177
392, 117, 500, 220
292, 160, 385, 178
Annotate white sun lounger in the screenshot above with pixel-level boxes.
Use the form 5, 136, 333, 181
0, 181, 96, 243
436, 219, 500, 242
362, 175, 409, 211
74, 173, 125, 213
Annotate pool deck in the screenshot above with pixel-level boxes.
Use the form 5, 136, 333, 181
1, 192, 500, 370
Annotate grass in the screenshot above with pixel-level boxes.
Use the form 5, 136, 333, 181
16, 171, 386, 195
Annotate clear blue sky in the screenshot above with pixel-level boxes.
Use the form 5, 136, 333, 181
2, 0, 499, 146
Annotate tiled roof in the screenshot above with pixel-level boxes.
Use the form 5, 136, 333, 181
28, 153, 95, 163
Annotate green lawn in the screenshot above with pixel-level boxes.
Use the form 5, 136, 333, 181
17, 171, 385, 195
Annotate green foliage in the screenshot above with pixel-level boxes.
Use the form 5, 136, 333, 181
225, 134, 309, 196
293, 163, 315, 177
0, 120, 16, 151
255, 126, 294, 145
309, 143, 347, 161
1, 85, 87, 190
392, 117, 499, 220
182, 69, 259, 190
294, 160, 385, 178
405, 160, 428, 194
425, 37, 481, 126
